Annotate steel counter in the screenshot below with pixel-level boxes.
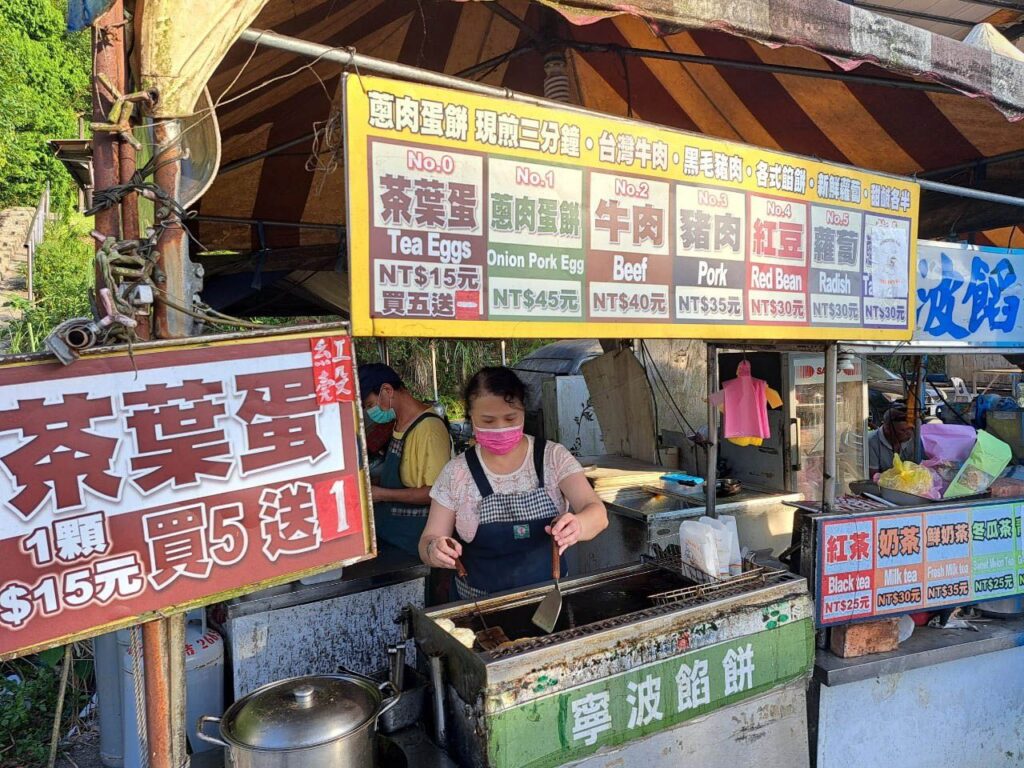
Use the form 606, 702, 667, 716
219, 546, 429, 697
573, 483, 802, 575
810, 618, 1024, 768
412, 560, 814, 768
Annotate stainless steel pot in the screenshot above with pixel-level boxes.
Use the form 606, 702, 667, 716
196, 671, 399, 768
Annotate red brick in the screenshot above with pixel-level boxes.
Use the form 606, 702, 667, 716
830, 618, 899, 658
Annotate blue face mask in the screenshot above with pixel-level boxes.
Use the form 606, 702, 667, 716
367, 405, 396, 424
366, 389, 396, 424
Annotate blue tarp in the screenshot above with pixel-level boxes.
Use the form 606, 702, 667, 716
67, 0, 115, 31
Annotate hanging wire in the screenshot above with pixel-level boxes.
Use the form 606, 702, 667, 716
127, 34, 357, 153
77, 34, 370, 351
1006, 223, 1020, 251
640, 339, 703, 440
306, 77, 346, 189
638, 341, 662, 456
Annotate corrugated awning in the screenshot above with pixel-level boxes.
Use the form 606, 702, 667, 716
526, 0, 1024, 120
188, 0, 1024, 261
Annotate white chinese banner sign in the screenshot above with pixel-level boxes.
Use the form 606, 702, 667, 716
915, 240, 1024, 346
0, 329, 371, 659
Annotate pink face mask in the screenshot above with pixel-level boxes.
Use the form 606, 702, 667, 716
474, 424, 524, 455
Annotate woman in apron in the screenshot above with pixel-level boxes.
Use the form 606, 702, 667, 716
419, 367, 608, 599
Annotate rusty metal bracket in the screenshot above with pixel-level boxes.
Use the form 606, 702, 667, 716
90, 73, 155, 150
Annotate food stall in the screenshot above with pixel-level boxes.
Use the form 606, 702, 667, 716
573, 340, 872, 581
334, 64, 923, 766
413, 559, 811, 768
797, 239, 1024, 766
36, 2, 1024, 766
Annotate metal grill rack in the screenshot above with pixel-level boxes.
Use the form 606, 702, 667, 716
480, 552, 797, 660
642, 544, 792, 607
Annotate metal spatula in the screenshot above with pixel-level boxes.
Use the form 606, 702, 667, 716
531, 538, 563, 633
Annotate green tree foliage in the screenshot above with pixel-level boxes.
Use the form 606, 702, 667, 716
0, 0, 91, 209
0, 648, 92, 767
3, 214, 94, 353
354, 337, 551, 418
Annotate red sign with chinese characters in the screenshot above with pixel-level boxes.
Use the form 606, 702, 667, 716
0, 330, 370, 659
815, 503, 1023, 626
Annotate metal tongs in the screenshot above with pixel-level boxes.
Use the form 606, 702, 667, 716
448, 538, 510, 650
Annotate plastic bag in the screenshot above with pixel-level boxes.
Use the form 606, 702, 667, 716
920, 423, 976, 463
679, 521, 721, 578
945, 430, 1012, 498
719, 515, 743, 576
922, 458, 959, 497
878, 456, 935, 497
699, 516, 733, 577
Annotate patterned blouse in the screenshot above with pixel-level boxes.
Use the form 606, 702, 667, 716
429, 436, 583, 542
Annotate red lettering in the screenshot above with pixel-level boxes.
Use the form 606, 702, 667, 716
235, 369, 327, 473
123, 380, 232, 492
0, 395, 122, 519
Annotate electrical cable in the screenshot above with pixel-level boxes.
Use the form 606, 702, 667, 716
638, 341, 661, 457
149, 286, 270, 329
639, 339, 702, 438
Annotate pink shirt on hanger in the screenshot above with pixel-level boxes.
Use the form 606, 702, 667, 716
708, 360, 780, 440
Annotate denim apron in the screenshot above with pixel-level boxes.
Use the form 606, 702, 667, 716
375, 411, 445, 556
454, 438, 566, 599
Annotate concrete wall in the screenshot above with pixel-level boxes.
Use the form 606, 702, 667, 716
569, 678, 810, 768
639, 339, 708, 474
814, 644, 1024, 768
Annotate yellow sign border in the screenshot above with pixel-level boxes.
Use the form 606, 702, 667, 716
345, 75, 918, 342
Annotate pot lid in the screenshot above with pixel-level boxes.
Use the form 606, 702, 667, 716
224, 674, 380, 749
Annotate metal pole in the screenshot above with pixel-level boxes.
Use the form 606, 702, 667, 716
238, 28, 620, 113
914, 355, 927, 463
167, 614, 187, 768
218, 132, 316, 175
119, 138, 140, 251
78, 116, 87, 212
917, 178, 1024, 209
428, 655, 447, 748
153, 120, 191, 338
566, 40, 955, 94
500, 340, 507, 367
705, 344, 718, 519
117, 110, 149, 340
91, 0, 124, 288
191, 214, 342, 231
237, 28, 1024, 214
823, 344, 838, 512
430, 341, 439, 402
920, 148, 1024, 180
142, 619, 172, 768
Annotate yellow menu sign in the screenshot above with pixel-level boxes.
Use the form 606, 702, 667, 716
344, 74, 918, 340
